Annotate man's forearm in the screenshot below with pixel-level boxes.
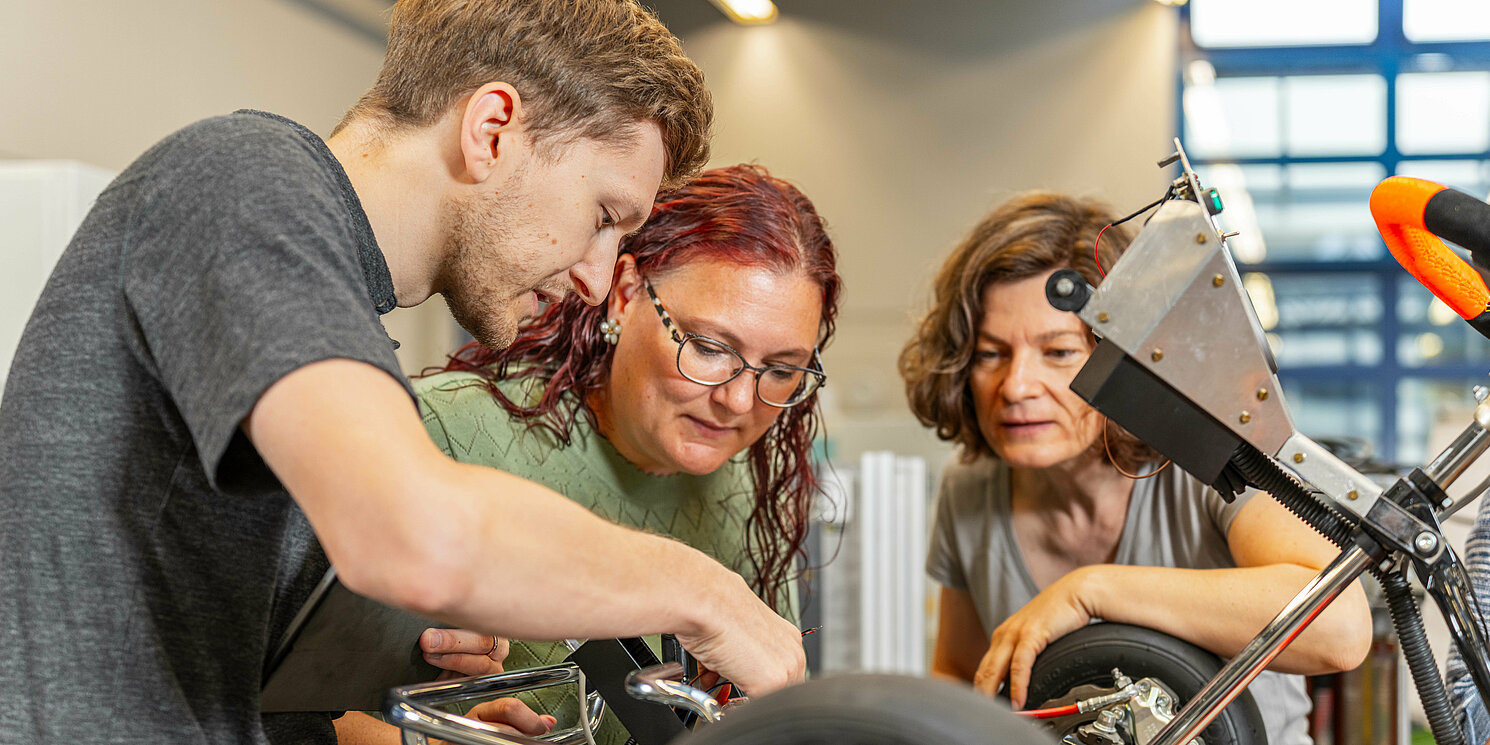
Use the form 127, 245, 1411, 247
344, 460, 735, 642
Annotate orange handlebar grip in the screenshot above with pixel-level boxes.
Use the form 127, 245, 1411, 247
1371, 176, 1490, 320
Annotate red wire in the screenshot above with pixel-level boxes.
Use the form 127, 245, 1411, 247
1014, 703, 1080, 719
1094, 223, 1114, 277
713, 683, 733, 706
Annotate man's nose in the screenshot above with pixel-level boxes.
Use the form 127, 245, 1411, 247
568, 237, 621, 306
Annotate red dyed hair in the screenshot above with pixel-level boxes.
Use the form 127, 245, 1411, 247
441, 164, 840, 612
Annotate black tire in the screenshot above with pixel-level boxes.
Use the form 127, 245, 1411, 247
676, 674, 1058, 745
1026, 622, 1267, 745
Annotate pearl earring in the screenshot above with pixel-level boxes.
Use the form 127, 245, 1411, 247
599, 318, 622, 345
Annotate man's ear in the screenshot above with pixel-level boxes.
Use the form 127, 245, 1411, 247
607, 254, 642, 321
458, 82, 524, 184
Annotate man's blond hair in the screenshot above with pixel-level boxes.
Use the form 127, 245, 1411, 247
341, 0, 712, 188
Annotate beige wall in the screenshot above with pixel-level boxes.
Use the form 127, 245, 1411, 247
674, 1, 1179, 467
0, 1, 383, 170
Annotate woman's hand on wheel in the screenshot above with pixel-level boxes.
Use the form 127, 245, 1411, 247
419, 628, 510, 680
974, 567, 1099, 709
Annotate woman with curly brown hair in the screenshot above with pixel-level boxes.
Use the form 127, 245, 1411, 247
900, 191, 1370, 745
404, 163, 838, 744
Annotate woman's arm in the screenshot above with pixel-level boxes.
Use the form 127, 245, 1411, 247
932, 586, 989, 683
973, 493, 1372, 709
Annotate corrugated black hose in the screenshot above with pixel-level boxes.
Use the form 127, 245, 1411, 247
1383, 569, 1466, 745
1230, 444, 1466, 745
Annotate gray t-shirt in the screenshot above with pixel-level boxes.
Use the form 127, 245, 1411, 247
926, 456, 1312, 745
0, 110, 410, 744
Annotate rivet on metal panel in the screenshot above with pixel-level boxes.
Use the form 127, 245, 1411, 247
1239, 411, 1251, 424
1151, 349, 1164, 362
1256, 388, 1269, 401
1293, 452, 1305, 463
1212, 274, 1225, 287
1196, 233, 1208, 244
1098, 312, 1110, 323
1347, 490, 1360, 501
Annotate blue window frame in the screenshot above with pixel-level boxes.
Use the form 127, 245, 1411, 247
1179, 0, 1490, 464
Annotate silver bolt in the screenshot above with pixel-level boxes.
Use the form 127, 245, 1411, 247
1415, 532, 1439, 555
1476, 385, 1489, 403
1055, 276, 1076, 297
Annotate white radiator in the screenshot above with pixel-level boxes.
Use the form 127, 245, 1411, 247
816, 451, 929, 675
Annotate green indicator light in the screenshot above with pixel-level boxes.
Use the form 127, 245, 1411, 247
1205, 188, 1224, 216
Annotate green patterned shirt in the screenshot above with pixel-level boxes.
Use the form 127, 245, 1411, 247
416, 371, 793, 744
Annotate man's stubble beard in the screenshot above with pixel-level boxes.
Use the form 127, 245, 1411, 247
441, 188, 527, 350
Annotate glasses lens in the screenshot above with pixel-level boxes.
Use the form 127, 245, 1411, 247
678, 336, 745, 384
759, 367, 823, 406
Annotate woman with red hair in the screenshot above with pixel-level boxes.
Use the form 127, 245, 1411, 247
409, 163, 839, 743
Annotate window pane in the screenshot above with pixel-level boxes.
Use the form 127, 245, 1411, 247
1397, 378, 1483, 468
1396, 159, 1490, 201
1284, 75, 1386, 156
1202, 163, 1386, 262
1397, 71, 1490, 155
1184, 77, 1280, 159
1405, 0, 1490, 42
1251, 273, 1383, 366
1397, 276, 1490, 367
1191, 0, 1378, 47
1283, 378, 1382, 456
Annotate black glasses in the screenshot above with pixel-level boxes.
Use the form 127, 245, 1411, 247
643, 278, 826, 408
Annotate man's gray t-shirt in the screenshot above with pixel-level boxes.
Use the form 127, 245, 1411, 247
0, 110, 411, 744
927, 456, 1312, 745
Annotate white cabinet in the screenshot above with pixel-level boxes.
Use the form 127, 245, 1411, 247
0, 161, 114, 391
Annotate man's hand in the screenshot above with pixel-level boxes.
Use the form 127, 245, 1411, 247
974, 567, 1098, 709
421, 628, 509, 680
675, 574, 805, 697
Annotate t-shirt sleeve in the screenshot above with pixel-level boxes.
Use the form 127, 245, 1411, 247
926, 461, 972, 591
122, 122, 408, 490
1211, 483, 1261, 538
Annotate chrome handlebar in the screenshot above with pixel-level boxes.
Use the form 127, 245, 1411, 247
623, 662, 727, 724
384, 663, 605, 745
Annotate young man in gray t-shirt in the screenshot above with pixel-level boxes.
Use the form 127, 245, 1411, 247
0, 2, 805, 743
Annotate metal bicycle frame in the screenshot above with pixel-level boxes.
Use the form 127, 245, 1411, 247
1066, 139, 1490, 745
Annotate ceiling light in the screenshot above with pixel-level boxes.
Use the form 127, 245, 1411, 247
707, 0, 778, 25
